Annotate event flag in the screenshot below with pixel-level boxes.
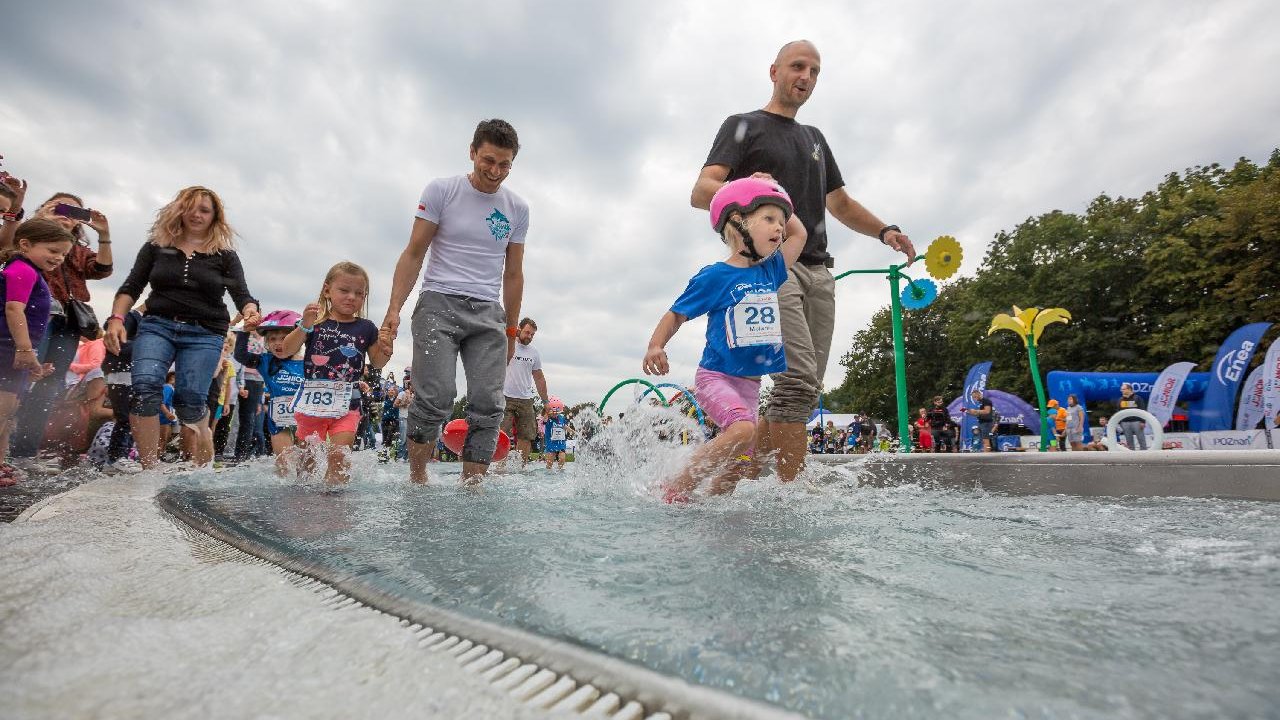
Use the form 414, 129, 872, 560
1148, 361, 1195, 428
1235, 365, 1266, 431
1263, 336, 1280, 431
958, 361, 993, 451
1196, 322, 1272, 431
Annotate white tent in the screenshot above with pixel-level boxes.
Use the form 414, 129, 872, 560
805, 413, 860, 429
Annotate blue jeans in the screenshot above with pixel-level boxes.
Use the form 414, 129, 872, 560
10, 316, 80, 458
130, 317, 224, 425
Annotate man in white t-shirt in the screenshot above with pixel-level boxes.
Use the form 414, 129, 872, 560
382, 119, 529, 486
501, 317, 549, 466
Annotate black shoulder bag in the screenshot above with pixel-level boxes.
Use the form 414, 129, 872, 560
60, 262, 101, 340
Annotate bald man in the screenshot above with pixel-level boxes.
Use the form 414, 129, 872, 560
691, 40, 916, 481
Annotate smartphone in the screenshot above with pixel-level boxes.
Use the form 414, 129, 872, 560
54, 202, 93, 223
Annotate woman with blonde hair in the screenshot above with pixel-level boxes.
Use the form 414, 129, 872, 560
104, 186, 261, 469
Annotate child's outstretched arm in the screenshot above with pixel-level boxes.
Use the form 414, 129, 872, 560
280, 303, 319, 358
368, 330, 393, 369
643, 311, 686, 376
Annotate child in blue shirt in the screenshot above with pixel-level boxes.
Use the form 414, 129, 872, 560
237, 309, 306, 477
643, 177, 806, 501
542, 397, 569, 470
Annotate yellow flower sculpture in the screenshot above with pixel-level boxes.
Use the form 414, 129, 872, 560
924, 235, 963, 280
987, 306, 1072, 347
986, 306, 1071, 451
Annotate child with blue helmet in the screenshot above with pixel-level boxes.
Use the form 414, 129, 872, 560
237, 308, 305, 477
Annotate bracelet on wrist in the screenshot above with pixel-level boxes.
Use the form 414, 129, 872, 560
106, 314, 126, 325
296, 320, 314, 334
505, 326, 518, 338
877, 224, 900, 244
15, 348, 36, 354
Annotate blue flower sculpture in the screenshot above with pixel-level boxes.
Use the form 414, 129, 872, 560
900, 278, 937, 310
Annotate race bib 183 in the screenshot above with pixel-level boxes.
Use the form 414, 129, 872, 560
291, 380, 353, 419
725, 291, 782, 348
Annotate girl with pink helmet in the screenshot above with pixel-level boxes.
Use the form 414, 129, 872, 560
236, 308, 306, 477
542, 396, 569, 470
642, 177, 807, 501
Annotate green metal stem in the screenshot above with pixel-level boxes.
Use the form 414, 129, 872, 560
1026, 339, 1051, 452
888, 265, 911, 452
597, 378, 668, 417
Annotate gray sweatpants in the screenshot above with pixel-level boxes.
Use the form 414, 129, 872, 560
765, 263, 836, 424
407, 290, 508, 464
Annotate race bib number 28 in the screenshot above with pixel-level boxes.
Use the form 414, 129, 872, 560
725, 292, 782, 348
292, 380, 353, 419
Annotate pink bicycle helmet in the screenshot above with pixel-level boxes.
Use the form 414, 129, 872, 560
547, 396, 566, 413
257, 309, 301, 331
709, 177, 793, 234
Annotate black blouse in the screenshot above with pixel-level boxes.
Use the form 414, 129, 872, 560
116, 242, 257, 336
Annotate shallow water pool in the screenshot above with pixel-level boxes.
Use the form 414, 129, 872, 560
160, 425, 1280, 720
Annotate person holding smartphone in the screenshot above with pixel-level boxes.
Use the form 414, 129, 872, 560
8, 192, 113, 470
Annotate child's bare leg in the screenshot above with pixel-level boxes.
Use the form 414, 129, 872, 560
709, 453, 757, 495
0, 392, 19, 463
668, 421, 755, 495
271, 433, 296, 478
324, 431, 355, 486
557, 452, 565, 470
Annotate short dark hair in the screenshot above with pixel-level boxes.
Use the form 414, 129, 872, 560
472, 119, 520, 157
519, 317, 537, 330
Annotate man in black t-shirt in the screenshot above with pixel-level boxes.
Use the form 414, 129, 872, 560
965, 389, 997, 452
691, 40, 917, 481
926, 396, 956, 453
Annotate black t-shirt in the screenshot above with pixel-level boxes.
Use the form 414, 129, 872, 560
116, 243, 257, 336
976, 398, 996, 424
704, 110, 845, 266
927, 406, 952, 431
1117, 393, 1146, 422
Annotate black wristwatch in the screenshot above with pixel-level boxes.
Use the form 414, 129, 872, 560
878, 224, 900, 244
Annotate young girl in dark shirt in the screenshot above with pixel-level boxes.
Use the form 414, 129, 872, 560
279, 262, 392, 486
104, 186, 261, 469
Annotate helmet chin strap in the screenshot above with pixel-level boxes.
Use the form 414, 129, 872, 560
731, 217, 764, 262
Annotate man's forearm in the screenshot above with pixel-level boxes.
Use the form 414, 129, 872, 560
386, 251, 424, 319
829, 193, 887, 238
502, 272, 523, 328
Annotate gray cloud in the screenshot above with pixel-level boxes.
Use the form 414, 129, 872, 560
4, 0, 1277, 408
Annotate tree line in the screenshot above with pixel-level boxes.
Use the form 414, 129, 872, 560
826, 149, 1280, 425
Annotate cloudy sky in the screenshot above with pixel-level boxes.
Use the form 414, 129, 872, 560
5, 1, 1278, 407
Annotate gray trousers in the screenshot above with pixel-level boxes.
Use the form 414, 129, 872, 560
765, 263, 836, 423
407, 290, 507, 464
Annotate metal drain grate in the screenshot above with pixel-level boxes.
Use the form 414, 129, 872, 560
166, 511, 669, 718
158, 490, 803, 720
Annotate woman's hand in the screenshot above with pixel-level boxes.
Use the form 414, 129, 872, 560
240, 304, 261, 329
103, 320, 127, 355
13, 350, 41, 372
87, 209, 110, 237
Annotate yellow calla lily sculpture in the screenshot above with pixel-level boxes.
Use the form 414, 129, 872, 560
988, 306, 1071, 451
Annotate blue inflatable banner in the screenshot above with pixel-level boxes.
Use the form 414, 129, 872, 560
958, 361, 992, 451
1196, 322, 1272, 431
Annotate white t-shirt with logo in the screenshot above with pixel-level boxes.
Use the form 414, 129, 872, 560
415, 175, 530, 302
503, 341, 542, 399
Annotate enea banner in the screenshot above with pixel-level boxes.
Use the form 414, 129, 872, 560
1197, 322, 1272, 431
959, 361, 992, 451
1147, 361, 1195, 428
1235, 365, 1266, 431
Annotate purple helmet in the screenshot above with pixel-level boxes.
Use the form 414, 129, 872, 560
257, 309, 300, 332
710, 177, 793, 234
